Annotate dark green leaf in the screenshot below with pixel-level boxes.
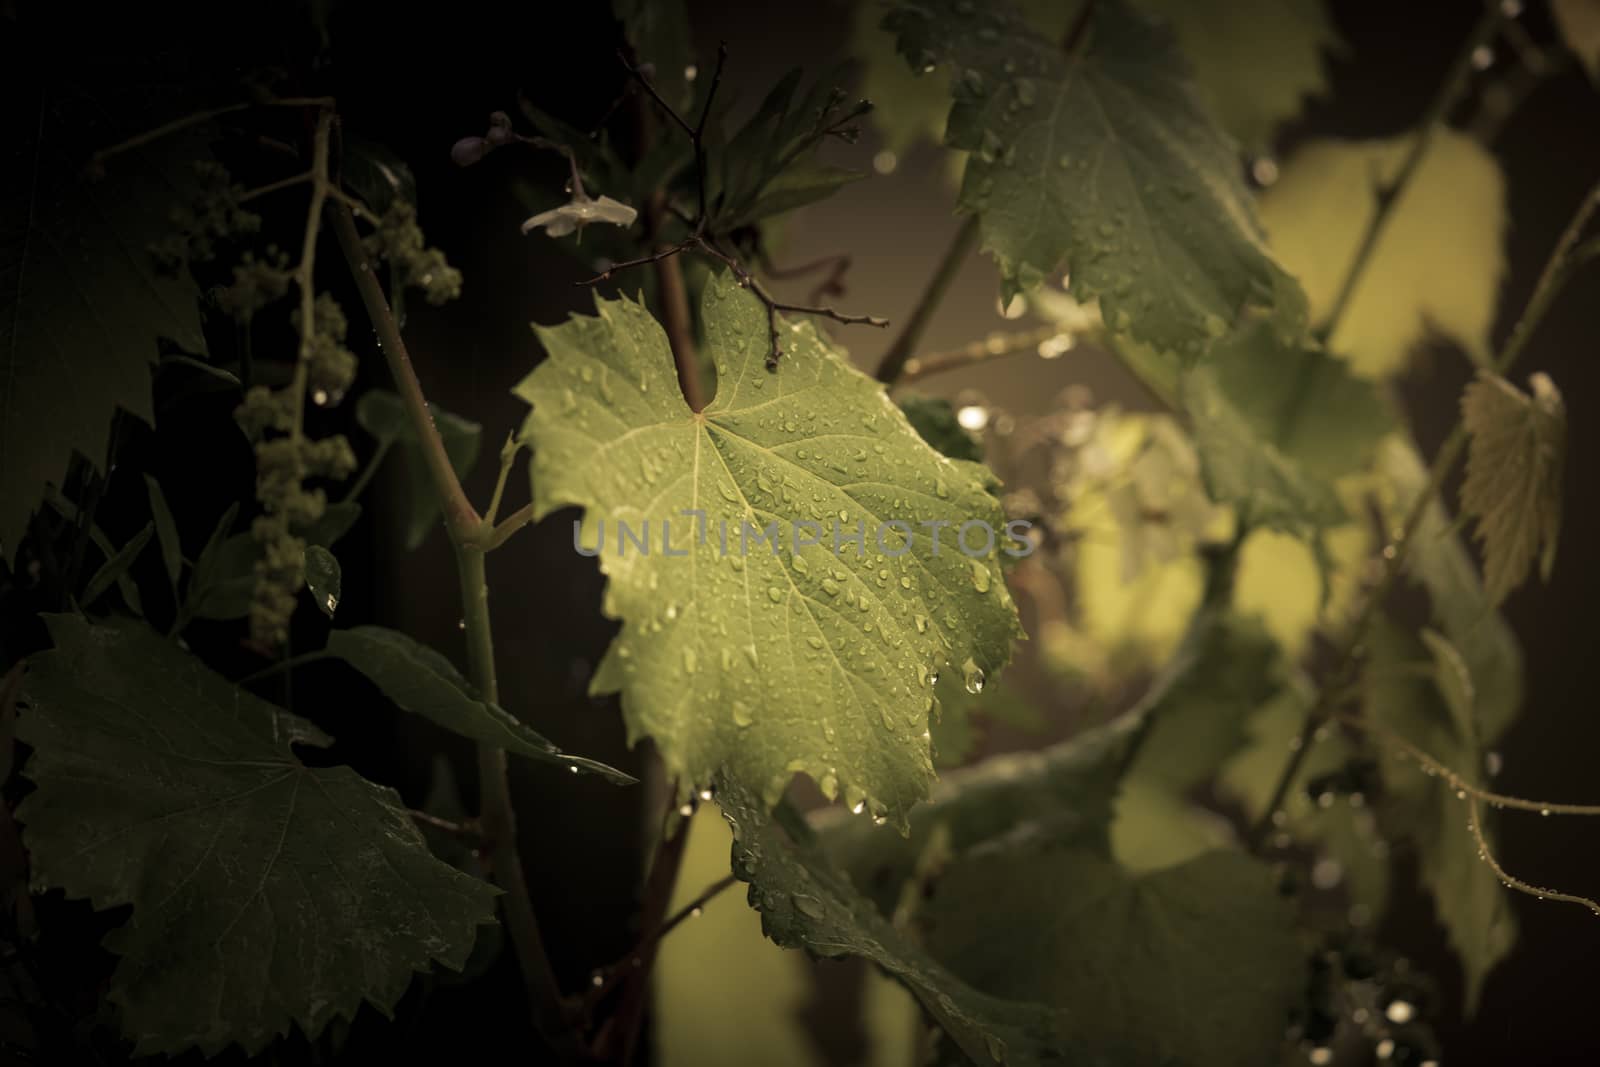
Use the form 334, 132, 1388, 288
86, 524, 146, 616
304, 545, 341, 618
341, 137, 417, 216
898, 395, 985, 463
16, 615, 498, 1056
921, 842, 1304, 1067
324, 626, 635, 784
710, 68, 869, 229
142, 474, 183, 592
356, 389, 481, 550
188, 502, 359, 621
82, 523, 154, 609
1, 116, 209, 559
717, 778, 1077, 1066
884, 0, 1306, 352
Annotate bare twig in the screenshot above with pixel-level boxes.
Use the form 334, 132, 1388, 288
896, 326, 1070, 385
87, 96, 335, 171
875, 217, 980, 384
408, 809, 484, 842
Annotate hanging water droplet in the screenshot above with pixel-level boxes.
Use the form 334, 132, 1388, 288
962, 658, 986, 694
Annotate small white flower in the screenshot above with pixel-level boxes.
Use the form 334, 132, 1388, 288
520, 194, 638, 238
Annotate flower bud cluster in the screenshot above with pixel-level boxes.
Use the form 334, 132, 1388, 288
363, 201, 462, 305
150, 161, 262, 273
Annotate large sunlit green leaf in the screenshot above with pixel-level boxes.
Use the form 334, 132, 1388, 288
1, 119, 209, 559
515, 272, 1021, 825
884, 0, 1306, 353
15, 615, 498, 1056
1258, 130, 1507, 378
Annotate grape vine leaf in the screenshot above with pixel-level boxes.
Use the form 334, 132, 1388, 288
1364, 618, 1516, 1013
1180, 321, 1389, 536
514, 272, 1022, 825
921, 842, 1304, 1067
884, 0, 1307, 353
1258, 131, 1507, 378
1459, 371, 1566, 604
898, 394, 985, 463
853, 0, 951, 153
356, 388, 482, 550
1, 117, 209, 561
1553, 0, 1600, 81
716, 778, 1077, 1066
1377, 435, 1523, 739
324, 625, 635, 784
14, 615, 499, 1056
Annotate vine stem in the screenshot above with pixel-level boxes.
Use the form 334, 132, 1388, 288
1246, 177, 1600, 849
875, 216, 980, 384
602, 807, 694, 1063
1315, 3, 1505, 345
894, 325, 1071, 386
330, 201, 576, 1052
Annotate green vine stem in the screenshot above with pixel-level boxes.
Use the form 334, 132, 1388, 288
329, 201, 577, 1051
875, 216, 980, 384
893, 325, 1071, 386
1247, 177, 1600, 850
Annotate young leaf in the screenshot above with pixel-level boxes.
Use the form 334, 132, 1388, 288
920, 844, 1304, 1067
1, 119, 210, 559
324, 626, 635, 784
1258, 131, 1507, 377
1377, 436, 1523, 740
81, 523, 154, 609
15, 615, 498, 1056
356, 389, 482, 550
884, 0, 1307, 352
1365, 618, 1516, 1012
709, 69, 869, 229
515, 272, 1022, 826
1553, 0, 1600, 82
188, 502, 360, 621
86, 525, 146, 616
303, 545, 341, 617
1460, 371, 1566, 604
142, 474, 183, 592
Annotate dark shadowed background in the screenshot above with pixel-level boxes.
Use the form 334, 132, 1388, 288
2, 0, 1597, 1063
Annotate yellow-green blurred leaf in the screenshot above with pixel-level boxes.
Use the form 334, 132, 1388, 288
1259, 130, 1507, 377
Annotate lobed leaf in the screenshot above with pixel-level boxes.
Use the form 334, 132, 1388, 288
515, 271, 1022, 826
15, 615, 498, 1056
884, 0, 1307, 353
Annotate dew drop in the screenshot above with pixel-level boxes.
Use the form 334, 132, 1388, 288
962, 658, 986, 694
